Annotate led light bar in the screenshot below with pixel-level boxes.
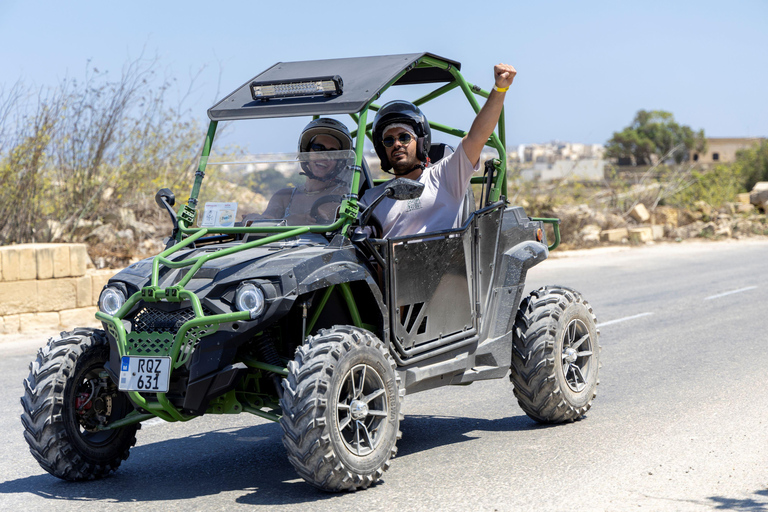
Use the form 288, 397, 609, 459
250, 75, 343, 101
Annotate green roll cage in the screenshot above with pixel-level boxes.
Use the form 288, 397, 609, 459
179, 56, 507, 237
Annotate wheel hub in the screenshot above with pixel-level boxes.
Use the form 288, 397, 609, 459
336, 362, 390, 456
561, 318, 593, 393
563, 347, 578, 364
349, 400, 369, 420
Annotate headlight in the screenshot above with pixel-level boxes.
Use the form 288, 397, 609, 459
235, 283, 265, 319
99, 287, 126, 316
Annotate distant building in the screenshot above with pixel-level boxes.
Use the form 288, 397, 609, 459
515, 142, 605, 181
516, 142, 605, 164
691, 137, 765, 165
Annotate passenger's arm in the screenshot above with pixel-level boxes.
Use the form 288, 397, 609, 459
462, 63, 517, 167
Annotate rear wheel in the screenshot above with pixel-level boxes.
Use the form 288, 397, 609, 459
510, 286, 600, 423
280, 326, 403, 491
20, 329, 138, 480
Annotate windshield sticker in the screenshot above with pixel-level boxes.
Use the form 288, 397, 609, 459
201, 202, 238, 227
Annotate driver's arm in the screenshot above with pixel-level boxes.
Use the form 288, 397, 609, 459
260, 188, 293, 219
461, 63, 517, 167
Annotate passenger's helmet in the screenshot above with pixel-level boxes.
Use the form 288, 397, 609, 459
298, 118, 353, 153
297, 118, 353, 182
372, 100, 431, 172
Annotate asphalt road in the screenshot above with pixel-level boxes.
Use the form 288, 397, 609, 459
1, 239, 767, 511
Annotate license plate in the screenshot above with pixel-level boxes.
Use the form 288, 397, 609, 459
119, 356, 172, 393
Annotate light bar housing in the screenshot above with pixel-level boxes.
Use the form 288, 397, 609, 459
250, 75, 343, 101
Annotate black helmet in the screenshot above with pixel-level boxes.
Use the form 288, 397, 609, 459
297, 118, 353, 182
372, 100, 431, 172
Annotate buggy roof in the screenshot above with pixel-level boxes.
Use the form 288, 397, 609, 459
207, 53, 461, 121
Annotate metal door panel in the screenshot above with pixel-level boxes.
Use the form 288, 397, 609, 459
390, 233, 472, 350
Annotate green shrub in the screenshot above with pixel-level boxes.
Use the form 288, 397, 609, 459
735, 140, 768, 191
666, 163, 746, 210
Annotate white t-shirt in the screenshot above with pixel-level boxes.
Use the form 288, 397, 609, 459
360, 141, 480, 238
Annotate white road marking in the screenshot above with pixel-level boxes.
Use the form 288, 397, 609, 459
142, 418, 167, 428
596, 312, 654, 328
704, 286, 758, 301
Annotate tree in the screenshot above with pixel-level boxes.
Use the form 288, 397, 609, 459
605, 110, 707, 166
239, 168, 293, 197
734, 139, 768, 191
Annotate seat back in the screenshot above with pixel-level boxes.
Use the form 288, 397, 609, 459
357, 156, 375, 196
428, 143, 454, 164
460, 186, 475, 226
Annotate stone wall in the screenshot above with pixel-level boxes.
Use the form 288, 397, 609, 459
0, 244, 115, 334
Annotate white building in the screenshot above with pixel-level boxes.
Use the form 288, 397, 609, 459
516, 142, 606, 181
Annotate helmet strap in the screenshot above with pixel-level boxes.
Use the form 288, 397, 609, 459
383, 161, 425, 176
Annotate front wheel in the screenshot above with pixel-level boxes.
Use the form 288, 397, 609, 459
280, 326, 403, 491
510, 286, 600, 423
20, 329, 138, 480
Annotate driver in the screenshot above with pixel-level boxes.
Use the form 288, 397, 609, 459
259, 118, 353, 225
360, 63, 517, 238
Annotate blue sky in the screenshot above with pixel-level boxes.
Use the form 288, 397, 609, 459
1, 0, 766, 153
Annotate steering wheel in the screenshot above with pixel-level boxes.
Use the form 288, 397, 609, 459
309, 195, 343, 224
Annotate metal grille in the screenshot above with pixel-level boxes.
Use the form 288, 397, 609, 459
127, 332, 175, 356
178, 323, 218, 366
125, 305, 217, 361
132, 306, 199, 334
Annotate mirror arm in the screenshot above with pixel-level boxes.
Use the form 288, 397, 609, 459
155, 188, 180, 240
359, 189, 393, 228
161, 199, 180, 241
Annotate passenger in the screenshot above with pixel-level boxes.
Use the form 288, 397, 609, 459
260, 118, 353, 225
360, 63, 517, 238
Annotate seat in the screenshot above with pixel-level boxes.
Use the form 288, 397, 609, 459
356, 156, 375, 197
461, 186, 475, 226
428, 143, 453, 164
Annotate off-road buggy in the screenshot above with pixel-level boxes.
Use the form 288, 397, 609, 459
21, 53, 600, 491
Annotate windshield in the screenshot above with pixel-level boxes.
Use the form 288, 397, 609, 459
199, 150, 356, 227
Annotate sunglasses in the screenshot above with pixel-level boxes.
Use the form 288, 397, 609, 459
309, 143, 340, 152
382, 133, 413, 148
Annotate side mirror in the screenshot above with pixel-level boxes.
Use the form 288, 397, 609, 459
155, 188, 176, 208
385, 178, 424, 201
358, 178, 425, 232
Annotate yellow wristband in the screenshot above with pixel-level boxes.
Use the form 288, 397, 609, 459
493, 85, 509, 93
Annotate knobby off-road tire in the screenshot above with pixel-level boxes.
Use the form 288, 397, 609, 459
280, 326, 404, 492
510, 286, 600, 423
20, 328, 139, 480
